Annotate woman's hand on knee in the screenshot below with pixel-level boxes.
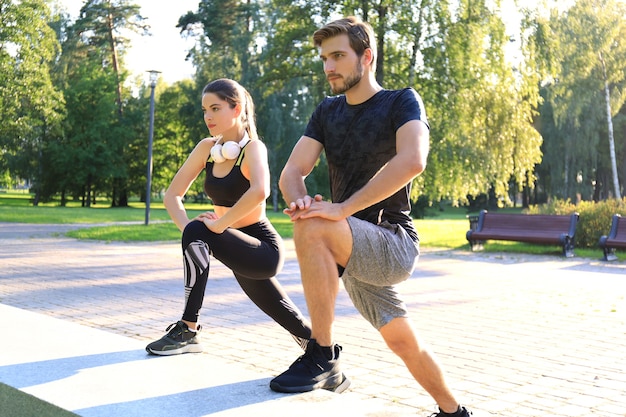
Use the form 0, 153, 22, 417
194, 212, 225, 234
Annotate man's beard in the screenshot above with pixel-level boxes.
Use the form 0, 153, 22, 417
330, 61, 363, 94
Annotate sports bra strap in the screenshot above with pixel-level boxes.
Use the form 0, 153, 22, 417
234, 146, 246, 166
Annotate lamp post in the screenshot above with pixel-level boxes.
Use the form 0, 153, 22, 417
145, 70, 160, 225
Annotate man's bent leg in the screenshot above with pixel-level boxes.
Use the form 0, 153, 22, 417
270, 217, 352, 393
380, 317, 461, 414
292, 217, 351, 345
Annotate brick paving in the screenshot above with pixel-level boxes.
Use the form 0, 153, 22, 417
1, 222, 625, 416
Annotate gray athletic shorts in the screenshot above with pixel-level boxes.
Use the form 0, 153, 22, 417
341, 216, 420, 330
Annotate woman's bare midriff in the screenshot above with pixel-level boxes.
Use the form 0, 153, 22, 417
213, 204, 266, 229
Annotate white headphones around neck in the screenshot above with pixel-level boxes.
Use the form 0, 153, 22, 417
210, 133, 250, 163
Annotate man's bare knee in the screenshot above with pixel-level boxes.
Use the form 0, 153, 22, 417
294, 217, 322, 234
294, 217, 343, 241
381, 318, 422, 358
293, 218, 351, 265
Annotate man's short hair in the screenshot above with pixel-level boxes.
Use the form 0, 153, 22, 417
313, 16, 377, 71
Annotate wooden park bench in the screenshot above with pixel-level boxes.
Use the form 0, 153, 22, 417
466, 210, 579, 257
598, 214, 626, 261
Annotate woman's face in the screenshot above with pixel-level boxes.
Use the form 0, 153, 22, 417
201, 92, 240, 137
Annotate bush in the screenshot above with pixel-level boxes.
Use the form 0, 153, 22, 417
410, 195, 431, 219
526, 198, 626, 248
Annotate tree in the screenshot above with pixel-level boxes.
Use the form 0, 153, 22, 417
1, 0, 571, 208
68, 0, 148, 206
414, 0, 542, 204
62, 59, 121, 206
73, 0, 148, 116
178, 0, 262, 85
527, 0, 626, 201
0, 0, 64, 204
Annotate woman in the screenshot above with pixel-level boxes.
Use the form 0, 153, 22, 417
146, 78, 311, 355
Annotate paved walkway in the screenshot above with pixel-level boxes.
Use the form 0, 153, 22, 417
0, 222, 625, 416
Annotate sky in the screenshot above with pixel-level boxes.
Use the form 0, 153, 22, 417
58, 0, 198, 84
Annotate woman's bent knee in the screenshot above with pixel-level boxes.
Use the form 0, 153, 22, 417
182, 220, 210, 246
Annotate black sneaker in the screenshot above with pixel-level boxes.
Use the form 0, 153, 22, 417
269, 339, 351, 393
145, 321, 203, 356
430, 406, 473, 417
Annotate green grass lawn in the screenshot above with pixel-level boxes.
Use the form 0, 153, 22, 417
0, 383, 79, 417
0, 191, 296, 240
0, 190, 618, 260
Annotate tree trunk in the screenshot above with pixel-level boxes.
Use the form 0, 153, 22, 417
375, 3, 387, 85
599, 52, 621, 199
272, 182, 279, 212
105, 1, 128, 206
106, 2, 123, 117
408, 1, 426, 86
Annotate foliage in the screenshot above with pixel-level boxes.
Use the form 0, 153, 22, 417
69, 0, 149, 206
149, 79, 204, 198
415, 0, 543, 204
0, 0, 65, 203
526, 197, 626, 248
181, 0, 545, 208
72, 0, 148, 114
3, 0, 625, 215
526, 0, 626, 201
61, 60, 121, 204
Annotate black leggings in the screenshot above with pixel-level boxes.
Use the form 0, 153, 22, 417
181, 219, 310, 340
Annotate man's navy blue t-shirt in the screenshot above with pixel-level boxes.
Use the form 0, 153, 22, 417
303, 88, 429, 242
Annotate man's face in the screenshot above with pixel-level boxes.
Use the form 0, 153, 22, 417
319, 34, 364, 95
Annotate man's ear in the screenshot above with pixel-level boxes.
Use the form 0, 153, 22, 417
363, 47, 374, 67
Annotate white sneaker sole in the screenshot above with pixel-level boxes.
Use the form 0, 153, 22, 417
147, 343, 204, 356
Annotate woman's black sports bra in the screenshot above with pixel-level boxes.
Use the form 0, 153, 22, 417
203, 145, 250, 207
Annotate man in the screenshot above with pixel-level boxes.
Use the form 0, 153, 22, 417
270, 16, 472, 417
